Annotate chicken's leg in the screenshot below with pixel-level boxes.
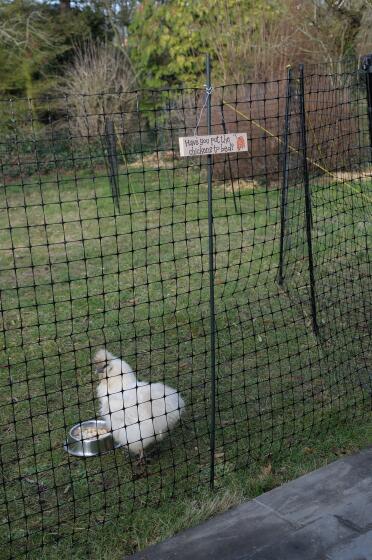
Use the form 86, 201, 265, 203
133, 449, 147, 478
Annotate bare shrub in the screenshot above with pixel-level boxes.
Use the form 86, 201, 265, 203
201, 0, 372, 83
304, 72, 361, 174
59, 41, 137, 140
204, 71, 361, 184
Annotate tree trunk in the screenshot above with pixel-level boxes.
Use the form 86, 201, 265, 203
60, 0, 71, 12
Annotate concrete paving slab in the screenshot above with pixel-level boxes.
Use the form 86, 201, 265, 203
249, 514, 357, 560
129, 500, 295, 560
128, 447, 372, 560
327, 532, 372, 560
256, 447, 372, 530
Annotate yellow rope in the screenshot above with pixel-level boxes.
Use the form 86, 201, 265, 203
222, 101, 372, 204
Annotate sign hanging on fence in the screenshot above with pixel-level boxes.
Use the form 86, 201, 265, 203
179, 133, 248, 157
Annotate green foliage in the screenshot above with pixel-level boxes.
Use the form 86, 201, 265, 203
0, 0, 107, 98
129, 0, 208, 88
127, 0, 292, 87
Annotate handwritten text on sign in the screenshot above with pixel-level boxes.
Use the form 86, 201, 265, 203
179, 133, 248, 157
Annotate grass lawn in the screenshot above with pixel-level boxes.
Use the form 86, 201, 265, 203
0, 158, 371, 559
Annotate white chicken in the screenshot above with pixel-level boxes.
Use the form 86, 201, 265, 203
93, 349, 185, 460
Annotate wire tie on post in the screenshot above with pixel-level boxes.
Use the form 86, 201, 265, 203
194, 85, 214, 136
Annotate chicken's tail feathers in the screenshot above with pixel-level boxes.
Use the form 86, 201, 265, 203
93, 348, 116, 371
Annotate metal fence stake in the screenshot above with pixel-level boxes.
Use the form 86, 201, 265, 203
299, 64, 319, 336
362, 54, 372, 160
278, 66, 292, 286
105, 118, 120, 211
206, 54, 217, 490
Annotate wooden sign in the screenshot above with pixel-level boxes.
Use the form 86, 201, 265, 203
179, 133, 248, 157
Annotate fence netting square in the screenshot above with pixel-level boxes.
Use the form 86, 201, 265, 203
0, 57, 371, 558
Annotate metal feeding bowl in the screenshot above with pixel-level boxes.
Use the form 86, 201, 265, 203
64, 419, 118, 457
